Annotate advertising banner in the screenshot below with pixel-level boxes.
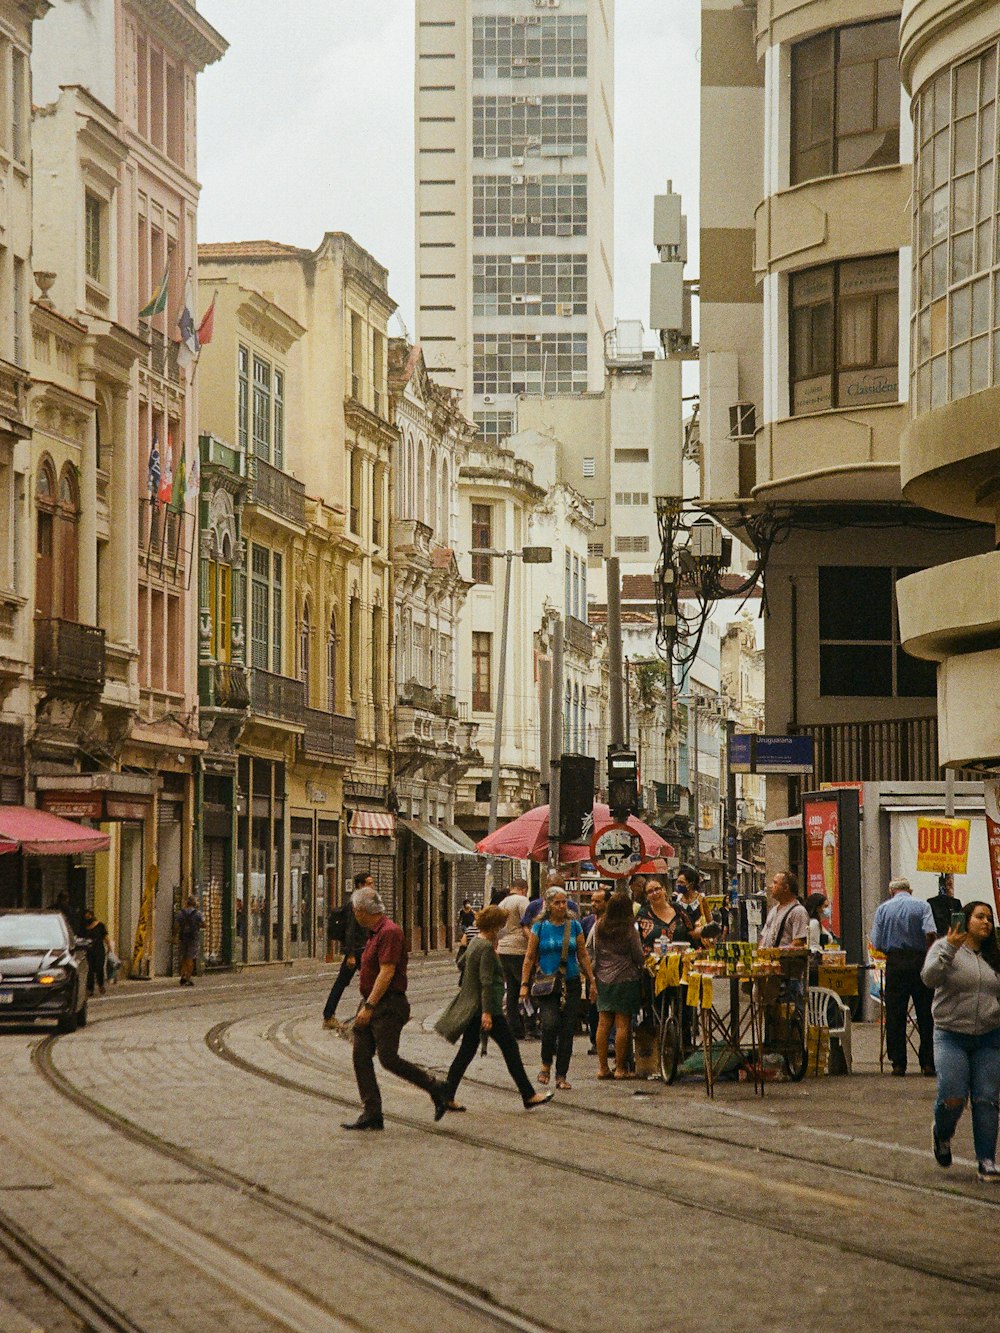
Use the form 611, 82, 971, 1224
915, 817, 971, 875
803, 794, 841, 936
983, 781, 1000, 920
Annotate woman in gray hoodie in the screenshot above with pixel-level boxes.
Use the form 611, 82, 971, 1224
921, 900, 1000, 1181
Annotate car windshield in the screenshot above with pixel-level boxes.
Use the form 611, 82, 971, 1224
0, 914, 68, 951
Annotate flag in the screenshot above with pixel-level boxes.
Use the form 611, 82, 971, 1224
197, 294, 216, 348
187, 444, 201, 502
176, 276, 199, 371
139, 266, 169, 320
171, 446, 186, 512
158, 436, 174, 504
147, 432, 160, 500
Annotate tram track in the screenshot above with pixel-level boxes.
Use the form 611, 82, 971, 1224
30, 1033, 553, 1333
210, 1012, 1000, 1296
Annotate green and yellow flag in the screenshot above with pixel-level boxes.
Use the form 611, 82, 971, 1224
139, 266, 169, 319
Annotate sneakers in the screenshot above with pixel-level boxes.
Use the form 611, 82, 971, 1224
977, 1159, 1000, 1182
932, 1126, 952, 1168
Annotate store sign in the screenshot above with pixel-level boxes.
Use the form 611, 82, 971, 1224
984, 781, 1000, 920
804, 795, 841, 936
915, 816, 971, 875
588, 822, 644, 879
40, 792, 103, 820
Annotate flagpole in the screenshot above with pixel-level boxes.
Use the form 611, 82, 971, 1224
188, 289, 217, 390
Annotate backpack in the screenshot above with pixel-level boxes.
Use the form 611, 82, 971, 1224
328, 903, 350, 945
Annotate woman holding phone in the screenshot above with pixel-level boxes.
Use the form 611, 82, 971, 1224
921, 900, 1000, 1182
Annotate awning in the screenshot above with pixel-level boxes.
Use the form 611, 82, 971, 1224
0, 806, 111, 856
0, 838, 15, 856
445, 824, 479, 853
348, 810, 396, 837
404, 818, 478, 858
763, 814, 803, 834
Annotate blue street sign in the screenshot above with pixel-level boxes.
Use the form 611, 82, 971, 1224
729, 733, 814, 775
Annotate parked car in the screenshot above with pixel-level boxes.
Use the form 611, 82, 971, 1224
0, 910, 90, 1032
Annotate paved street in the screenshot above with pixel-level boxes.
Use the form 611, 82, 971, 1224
2, 958, 999, 1333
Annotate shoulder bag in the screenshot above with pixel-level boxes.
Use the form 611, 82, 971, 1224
531, 921, 572, 1001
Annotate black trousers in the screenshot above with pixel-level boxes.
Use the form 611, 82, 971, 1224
445, 1011, 537, 1105
538, 977, 582, 1079
885, 949, 934, 1071
498, 953, 526, 1037
351, 991, 441, 1119
323, 957, 358, 1020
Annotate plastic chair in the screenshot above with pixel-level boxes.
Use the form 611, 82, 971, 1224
807, 986, 853, 1073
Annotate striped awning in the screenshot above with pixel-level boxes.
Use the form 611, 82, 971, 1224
348, 810, 396, 837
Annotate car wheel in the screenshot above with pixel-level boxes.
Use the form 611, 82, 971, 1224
57, 1000, 79, 1034
77, 999, 88, 1028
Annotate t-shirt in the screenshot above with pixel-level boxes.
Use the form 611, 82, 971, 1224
760, 900, 810, 949
497, 894, 530, 955
359, 915, 408, 997
636, 905, 691, 954
531, 917, 583, 980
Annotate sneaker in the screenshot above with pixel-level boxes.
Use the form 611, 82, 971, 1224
932, 1127, 952, 1168
977, 1159, 1000, 1182
322, 1016, 342, 1031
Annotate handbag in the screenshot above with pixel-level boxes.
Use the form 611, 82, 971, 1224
530, 921, 572, 1000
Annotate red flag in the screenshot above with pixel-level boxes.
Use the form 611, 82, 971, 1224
158, 435, 174, 504
197, 295, 216, 347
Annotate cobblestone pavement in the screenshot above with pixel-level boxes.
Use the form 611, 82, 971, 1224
2, 958, 999, 1333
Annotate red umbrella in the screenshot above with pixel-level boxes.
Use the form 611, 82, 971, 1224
476, 803, 672, 864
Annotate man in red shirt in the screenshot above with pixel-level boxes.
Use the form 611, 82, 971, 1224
342, 885, 449, 1130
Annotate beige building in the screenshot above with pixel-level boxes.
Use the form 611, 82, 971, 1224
697, 0, 992, 865
895, 2, 1000, 771
199, 235, 398, 919
414, 0, 615, 445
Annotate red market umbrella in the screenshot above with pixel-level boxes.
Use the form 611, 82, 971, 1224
0, 806, 110, 856
0, 837, 15, 855
476, 802, 672, 864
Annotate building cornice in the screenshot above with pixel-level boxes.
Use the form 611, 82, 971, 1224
127, 0, 227, 71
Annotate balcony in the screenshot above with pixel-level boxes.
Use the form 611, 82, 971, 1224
789, 718, 976, 784
439, 693, 458, 719
400, 679, 439, 712
249, 668, 306, 726
34, 618, 105, 691
144, 326, 180, 384
204, 662, 250, 710
301, 707, 335, 759
565, 614, 593, 656
332, 711, 356, 760
248, 456, 306, 527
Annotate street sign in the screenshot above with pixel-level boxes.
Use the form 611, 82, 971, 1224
588, 822, 644, 879
729, 734, 814, 774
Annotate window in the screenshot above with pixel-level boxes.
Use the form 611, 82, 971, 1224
564, 550, 572, 614
35, 461, 79, 622
474, 332, 587, 395
572, 555, 581, 620
587, 541, 604, 559
349, 450, 362, 534
818, 566, 936, 697
372, 331, 385, 415
614, 492, 650, 506
11, 49, 26, 163
911, 42, 1000, 410
350, 313, 363, 399
273, 370, 284, 470
473, 174, 588, 239
473, 15, 587, 79
372, 467, 383, 547
372, 606, 383, 709
85, 193, 104, 285
348, 595, 360, 706
238, 346, 249, 451
613, 448, 648, 463
473, 94, 587, 159
790, 19, 900, 186
582, 457, 596, 478
250, 544, 284, 673
12, 258, 25, 367
473, 253, 587, 317
298, 603, 311, 700
327, 612, 338, 711
474, 411, 514, 447
252, 356, 271, 461
790, 256, 899, 414
614, 536, 649, 554
471, 503, 493, 584
472, 631, 492, 712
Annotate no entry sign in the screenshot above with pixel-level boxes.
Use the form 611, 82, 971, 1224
589, 822, 644, 879
915, 816, 971, 875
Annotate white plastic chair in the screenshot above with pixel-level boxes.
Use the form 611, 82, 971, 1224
807, 986, 853, 1073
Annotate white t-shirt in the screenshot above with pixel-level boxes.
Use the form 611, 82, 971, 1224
497, 893, 531, 955
760, 900, 810, 949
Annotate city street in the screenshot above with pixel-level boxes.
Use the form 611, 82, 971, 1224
1, 958, 998, 1333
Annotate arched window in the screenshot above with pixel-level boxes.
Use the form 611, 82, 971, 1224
327, 610, 338, 711
573, 682, 580, 752
439, 458, 449, 545
299, 602, 311, 702
429, 450, 438, 533
35, 459, 56, 620
371, 604, 383, 710
406, 436, 415, 517
416, 439, 426, 523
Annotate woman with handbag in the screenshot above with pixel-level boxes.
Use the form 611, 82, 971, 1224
592, 891, 646, 1081
519, 887, 597, 1090
436, 906, 553, 1112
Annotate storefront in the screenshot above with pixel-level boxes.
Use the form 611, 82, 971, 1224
346, 809, 397, 920
396, 817, 479, 951
0, 806, 110, 912
236, 755, 285, 964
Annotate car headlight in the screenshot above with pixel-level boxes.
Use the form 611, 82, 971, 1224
36, 969, 69, 985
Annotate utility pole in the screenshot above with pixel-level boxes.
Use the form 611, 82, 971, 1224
538, 650, 552, 805
547, 615, 564, 871
487, 551, 515, 839
607, 556, 625, 748
692, 696, 700, 867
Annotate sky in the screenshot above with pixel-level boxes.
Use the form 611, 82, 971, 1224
195, 1, 701, 337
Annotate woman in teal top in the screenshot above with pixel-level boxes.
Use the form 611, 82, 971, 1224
519, 887, 597, 1090
436, 906, 553, 1111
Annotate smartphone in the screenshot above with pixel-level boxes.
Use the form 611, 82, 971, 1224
951, 911, 965, 930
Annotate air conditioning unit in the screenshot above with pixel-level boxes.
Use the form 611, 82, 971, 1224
556, 303, 573, 317
529, 97, 542, 106
483, 395, 495, 404
728, 402, 757, 440
511, 156, 525, 167
513, 58, 527, 68
512, 174, 525, 185
511, 214, 526, 224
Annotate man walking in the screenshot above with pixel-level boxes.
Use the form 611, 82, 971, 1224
496, 876, 531, 1037
176, 894, 203, 987
323, 871, 372, 1030
871, 876, 937, 1076
342, 885, 449, 1131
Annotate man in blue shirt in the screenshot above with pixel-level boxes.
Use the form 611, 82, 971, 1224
870, 877, 937, 1077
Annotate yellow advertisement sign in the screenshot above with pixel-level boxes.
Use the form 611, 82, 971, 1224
915, 817, 971, 875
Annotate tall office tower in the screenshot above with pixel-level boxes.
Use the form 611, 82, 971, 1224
415, 0, 614, 445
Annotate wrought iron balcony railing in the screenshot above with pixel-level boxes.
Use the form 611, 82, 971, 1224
249, 668, 306, 726
34, 618, 105, 689
565, 614, 594, 656
205, 662, 250, 710
248, 456, 306, 526
332, 712, 356, 760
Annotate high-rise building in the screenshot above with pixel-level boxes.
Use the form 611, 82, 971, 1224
414, 0, 615, 442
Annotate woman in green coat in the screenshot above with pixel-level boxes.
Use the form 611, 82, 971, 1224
435, 905, 553, 1112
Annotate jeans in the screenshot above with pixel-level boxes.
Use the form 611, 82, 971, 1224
444, 1010, 537, 1105
351, 991, 442, 1119
538, 977, 582, 1079
885, 949, 934, 1070
323, 957, 358, 1020
933, 1025, 1000, 1163
498, 953, 526, 1037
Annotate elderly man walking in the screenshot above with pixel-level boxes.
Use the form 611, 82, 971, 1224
871, 876, 937, 1077
342, 885, 449, 1131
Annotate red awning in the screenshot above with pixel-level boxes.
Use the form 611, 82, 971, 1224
0, 838, 15, 856
349, 810, 396, 837
0, 806, 111, 856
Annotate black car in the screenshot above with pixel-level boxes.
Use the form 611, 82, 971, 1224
0, 910, 90, 1032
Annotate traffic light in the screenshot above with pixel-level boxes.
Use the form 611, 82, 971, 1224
559, 753, 596, 842
607, 747, 639, 821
